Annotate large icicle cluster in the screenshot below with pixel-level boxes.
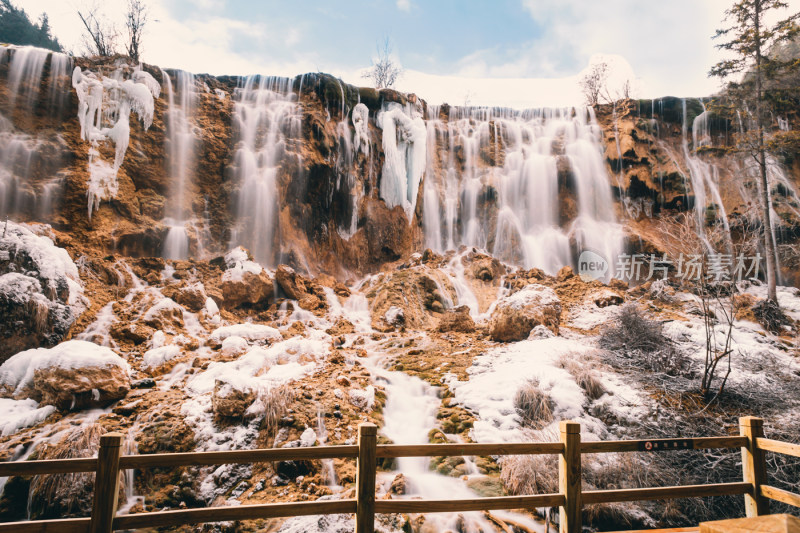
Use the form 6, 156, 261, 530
71, 66, 160, 218
352, 103, 370, 156
377, 103, 427, 221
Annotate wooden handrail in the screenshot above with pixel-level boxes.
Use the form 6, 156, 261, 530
583, 482, 752, 505
112, 499, 357, 529
374, 493, 565, 513
760, 485, 800, 508
376, 441, 563, 458
3, 417, 799, 533
580, 436, 747, 454
0, 457, 97, 477
0, 517, 90, 533
118, 445, 359, 469
755, 437, 800, 458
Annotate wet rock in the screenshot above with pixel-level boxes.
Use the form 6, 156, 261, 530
219, 270, 274, 309
212, 381, 256, 419
437, 305, 476, 333
276, 460, 313, 479
592, 288, 624, 308
275, 265, 328, 315
142, 299, 184, 330
33, 364, 130, 411
557, 266, 576, 282
172, 282, 208, 312
390, 473, 408, 495
131, 377, 156, 389
489, 284, 562, 341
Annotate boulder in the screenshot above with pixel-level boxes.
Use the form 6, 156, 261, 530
0, 222, 83, 363
173, 282, 208, 312
0, 340, 131, 411
212, 381, 256, 419
592, 289, 624, 308
219, 271, 274, 309
437, 306, 476, 333
142, 298, 184, 330
275, 265, 328, 315
489, 284, 562, 342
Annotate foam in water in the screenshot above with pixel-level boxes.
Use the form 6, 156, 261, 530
161, 69, 198, 259
229, 76, 301, 265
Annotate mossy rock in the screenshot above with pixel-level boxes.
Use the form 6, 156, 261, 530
466, 476, 505, 497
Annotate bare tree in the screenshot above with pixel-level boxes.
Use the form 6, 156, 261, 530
125, 0, 147, 63
579, 61, 609, 106
362, 37, 403, 89
77, 3, 118, 57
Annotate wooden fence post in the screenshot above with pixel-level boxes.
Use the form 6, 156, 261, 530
355, 423, 377, 533
90, 432, 123, 533
740, 416, 769, 517
559, 421, 582, 533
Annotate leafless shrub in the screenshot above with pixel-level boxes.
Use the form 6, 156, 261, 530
580, 62, 609, 106
513, 379, 553, 428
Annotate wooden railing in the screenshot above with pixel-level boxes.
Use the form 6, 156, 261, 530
0, 416, 798, 533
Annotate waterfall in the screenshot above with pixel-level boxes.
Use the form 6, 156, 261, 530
161, 69, 198, 260
0, 46, 72, 220
422, 106, 623, 275
229, 76, 301, 265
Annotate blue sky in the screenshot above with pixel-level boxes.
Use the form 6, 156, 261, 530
22, 0, 800, 106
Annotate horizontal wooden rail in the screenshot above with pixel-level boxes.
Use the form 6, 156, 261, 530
755, 437, 800, 458
583, 482, 751, 505
580, 436, 748, 454
0, 457, 97, 477
375, 442, 564, 458
112, 499, 357, 529
1, 416, 793, 533
374, 493, 565, 513
760, 484, 800, 508
118, 445, 358, 469
0, 517, 90, 533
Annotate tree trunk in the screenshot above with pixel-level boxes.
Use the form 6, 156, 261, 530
754, 0, 779, 303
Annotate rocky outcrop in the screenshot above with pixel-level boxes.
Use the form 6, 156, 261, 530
0, 222, 83, 363
0, 340, 130, 411
437, 305, 476, 333
212, 381, 256, 419
489, 284, 562, 341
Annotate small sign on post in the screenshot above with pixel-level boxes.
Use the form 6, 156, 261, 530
638, 439, 693, 452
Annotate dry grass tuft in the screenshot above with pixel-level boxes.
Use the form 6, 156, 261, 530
513, 379, 553, 429
28, 424, 104, 519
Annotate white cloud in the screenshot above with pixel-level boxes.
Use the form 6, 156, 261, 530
396, 0, 411, 12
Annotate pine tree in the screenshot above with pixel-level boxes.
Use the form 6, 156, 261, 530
710, 0, 799, 303
0, 0, 62, 52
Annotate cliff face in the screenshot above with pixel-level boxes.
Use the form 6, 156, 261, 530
2, 46, 799, 282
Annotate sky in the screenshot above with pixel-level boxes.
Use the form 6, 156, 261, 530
18, 0, 800, 107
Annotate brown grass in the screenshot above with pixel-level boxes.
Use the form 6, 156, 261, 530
513, 379, 553, 429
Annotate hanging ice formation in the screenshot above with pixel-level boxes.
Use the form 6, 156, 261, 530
72, 66, 160, 218
352, 103, 370, 157
377, 103, 427, 222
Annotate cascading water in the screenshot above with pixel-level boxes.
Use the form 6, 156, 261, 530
0, 46, 72, 219
229, 76, 301, 265
161, 69, 198, 260
422, 106, 623, 274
